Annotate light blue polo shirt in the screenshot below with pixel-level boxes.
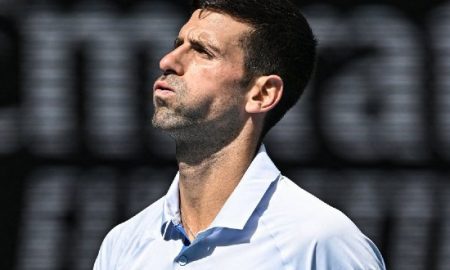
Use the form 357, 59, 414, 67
94, 146, 386, 269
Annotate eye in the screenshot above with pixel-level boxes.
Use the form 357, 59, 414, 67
191, 42, 214, 59
196, 47, 211, 57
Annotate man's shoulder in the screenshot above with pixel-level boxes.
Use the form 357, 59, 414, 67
94, 196, 167, 269
259, 176, 385, 269
261, 175, 366, 243
102, 196, 166, 245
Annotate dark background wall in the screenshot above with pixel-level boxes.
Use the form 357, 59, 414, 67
1, 0, 449, 269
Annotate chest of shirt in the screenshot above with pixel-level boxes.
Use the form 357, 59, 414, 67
115, 231, 289, 270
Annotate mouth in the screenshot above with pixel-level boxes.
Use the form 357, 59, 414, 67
153, 81, 175, 95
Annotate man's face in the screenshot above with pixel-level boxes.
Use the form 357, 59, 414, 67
152, 9, 252, 140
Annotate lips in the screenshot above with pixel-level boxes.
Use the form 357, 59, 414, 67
153, 81, 175, 93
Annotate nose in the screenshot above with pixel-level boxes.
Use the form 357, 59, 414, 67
159, 47, 184, 76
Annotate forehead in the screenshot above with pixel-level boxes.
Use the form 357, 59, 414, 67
179, 9, 252, 49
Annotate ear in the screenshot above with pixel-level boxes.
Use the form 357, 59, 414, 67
245, 75, 283, 114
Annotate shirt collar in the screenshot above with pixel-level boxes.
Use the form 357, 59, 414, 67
162, 172, 181, 227
161, 144, 280, 233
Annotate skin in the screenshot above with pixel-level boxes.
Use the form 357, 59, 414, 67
152, 9, 284, 241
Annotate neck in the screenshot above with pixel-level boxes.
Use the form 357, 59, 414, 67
176, 130, 259, 239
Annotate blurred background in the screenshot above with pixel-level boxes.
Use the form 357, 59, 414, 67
0, 0, 449, 269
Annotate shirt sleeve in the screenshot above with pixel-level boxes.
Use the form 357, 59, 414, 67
312, 232, 386, 270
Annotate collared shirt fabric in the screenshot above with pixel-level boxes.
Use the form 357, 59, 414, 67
94, 146, 386, 270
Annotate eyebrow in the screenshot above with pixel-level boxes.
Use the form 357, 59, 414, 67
174, 36, 222, 55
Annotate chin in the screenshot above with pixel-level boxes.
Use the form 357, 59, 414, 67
152, 114, 191, 132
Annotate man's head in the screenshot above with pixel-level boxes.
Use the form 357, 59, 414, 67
152, 8, 253, 145
192, 0, 317, 138
152, 0, 316, 144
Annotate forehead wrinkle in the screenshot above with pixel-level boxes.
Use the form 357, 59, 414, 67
179, 10, 251, 63
181, 27, 223, 56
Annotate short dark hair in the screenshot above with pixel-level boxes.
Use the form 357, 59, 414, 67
192, 0, 317, 138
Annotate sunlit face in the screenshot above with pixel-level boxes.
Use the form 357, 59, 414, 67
152, 9, 252, 141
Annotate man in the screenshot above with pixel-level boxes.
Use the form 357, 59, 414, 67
94, 0, 386, 269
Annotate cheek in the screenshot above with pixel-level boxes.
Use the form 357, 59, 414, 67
194, 65, 244, 90
183, 62, 246, 104
183, 67, 220, 99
